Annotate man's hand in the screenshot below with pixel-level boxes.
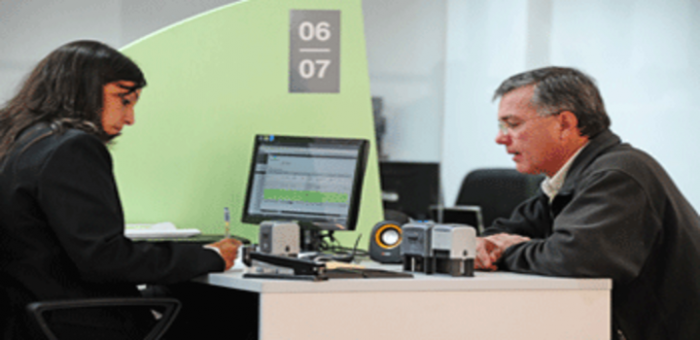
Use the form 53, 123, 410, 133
476, 237, 500, 271
207, 238, 243, 270
475, 233, 531, 271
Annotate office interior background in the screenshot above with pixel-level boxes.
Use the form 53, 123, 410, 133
2, 0, 699, 211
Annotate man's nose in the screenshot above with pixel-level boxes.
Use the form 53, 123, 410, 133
495, 129, 510, 145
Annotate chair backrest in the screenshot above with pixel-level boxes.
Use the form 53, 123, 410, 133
0, 284, 10, 338
26, 298, 181, 340
455, 168, 544, 228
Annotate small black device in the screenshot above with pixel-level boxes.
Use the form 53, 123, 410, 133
241, 134, 369, 251
430, 205, 484, 235
369, 220, 403, 264
379, 161, 439, 220
401, 223, 434, 273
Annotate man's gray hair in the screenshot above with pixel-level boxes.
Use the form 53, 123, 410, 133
493, 67, 611, 137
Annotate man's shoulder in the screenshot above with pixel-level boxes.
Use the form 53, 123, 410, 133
594, 143, 658, 169
583, 142, 669, 188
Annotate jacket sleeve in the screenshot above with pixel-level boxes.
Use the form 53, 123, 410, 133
499, 169, 662, 284
36, 132, 224, 284
481, 193, 553, 239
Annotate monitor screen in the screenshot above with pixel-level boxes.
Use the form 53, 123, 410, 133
242, 135, 369, 231
379, 161, 440, 220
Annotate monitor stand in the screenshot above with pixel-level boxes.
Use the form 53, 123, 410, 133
301, 229, 322, 252
300, 222, 345, 252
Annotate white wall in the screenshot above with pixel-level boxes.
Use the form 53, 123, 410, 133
442, 0, 530, 204
549, 0, 700, 209
362, 0, 447, 162
442, 0, 700, 209
0, 0, 239, 104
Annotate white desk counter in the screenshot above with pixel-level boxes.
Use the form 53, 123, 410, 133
195, 264, 612, 340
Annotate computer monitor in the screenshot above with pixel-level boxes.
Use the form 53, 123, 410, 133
379, 161, 440, 220
429, 205, 484, 235
242, 135, 369, 236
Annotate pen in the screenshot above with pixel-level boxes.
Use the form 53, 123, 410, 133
224, 207, 230, 239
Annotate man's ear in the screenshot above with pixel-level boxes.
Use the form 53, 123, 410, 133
558, 110, 581, 138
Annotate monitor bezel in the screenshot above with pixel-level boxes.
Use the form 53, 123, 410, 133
241, 134, 369, 231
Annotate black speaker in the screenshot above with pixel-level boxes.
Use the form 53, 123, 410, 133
369, 221, 403, 264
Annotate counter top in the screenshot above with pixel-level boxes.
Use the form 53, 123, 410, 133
195, 263, 612, 294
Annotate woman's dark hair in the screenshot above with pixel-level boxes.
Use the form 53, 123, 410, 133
493, 66, 610, 138
0, 40, 146, 162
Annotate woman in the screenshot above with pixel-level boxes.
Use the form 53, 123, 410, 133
0, 40, 240, 339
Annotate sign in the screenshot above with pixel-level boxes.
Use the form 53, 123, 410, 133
289, 10, 340, 93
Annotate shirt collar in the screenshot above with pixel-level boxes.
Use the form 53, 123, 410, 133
541, 142, 588, 202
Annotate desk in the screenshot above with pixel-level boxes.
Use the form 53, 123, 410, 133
194, 264, 611, 340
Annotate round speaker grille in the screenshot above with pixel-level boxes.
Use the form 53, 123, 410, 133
375, 224, 402, 249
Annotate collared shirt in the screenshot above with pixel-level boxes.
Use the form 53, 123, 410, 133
541, 143, 588, 203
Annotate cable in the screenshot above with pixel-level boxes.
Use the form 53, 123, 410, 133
312, 233, 367, 263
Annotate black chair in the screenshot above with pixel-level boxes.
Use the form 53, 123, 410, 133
25, 297, 181, 340
455, 168, 544, 229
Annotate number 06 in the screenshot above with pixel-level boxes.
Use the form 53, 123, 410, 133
298, 21, 331, 41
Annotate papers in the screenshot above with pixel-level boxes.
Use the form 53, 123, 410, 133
125, 222, 201, 239
325, 261, 365, 270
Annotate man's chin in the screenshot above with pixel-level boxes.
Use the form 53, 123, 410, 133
515, 164, 538, 175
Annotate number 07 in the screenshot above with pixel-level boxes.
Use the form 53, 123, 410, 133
299, 59, 332, 79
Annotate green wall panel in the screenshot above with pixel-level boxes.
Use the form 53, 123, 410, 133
112, 0, 381, 247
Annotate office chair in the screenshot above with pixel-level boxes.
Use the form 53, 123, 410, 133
455, 168, 544, 228
25, 297, 181, 340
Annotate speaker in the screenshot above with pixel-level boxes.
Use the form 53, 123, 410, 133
369, 221, 403, 264
258, 221, 299, 256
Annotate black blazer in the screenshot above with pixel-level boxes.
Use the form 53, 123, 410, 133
0, 123, 224, 338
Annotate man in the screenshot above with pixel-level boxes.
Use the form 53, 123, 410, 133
475, 67, 700, 340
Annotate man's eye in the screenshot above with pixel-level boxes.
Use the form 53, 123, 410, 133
122, 99, 131, 105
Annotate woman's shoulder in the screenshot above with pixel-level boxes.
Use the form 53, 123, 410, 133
30, 123, 102, 146
12, 123, 106, 169
44, 127, 106, 159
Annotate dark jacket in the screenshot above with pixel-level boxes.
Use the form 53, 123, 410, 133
483, 129, 700, 340
0, 123, 224, 339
